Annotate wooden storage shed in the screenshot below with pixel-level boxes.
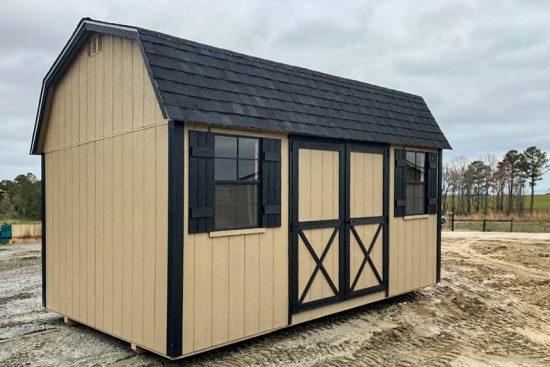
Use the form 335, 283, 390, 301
31, 18, 451, 359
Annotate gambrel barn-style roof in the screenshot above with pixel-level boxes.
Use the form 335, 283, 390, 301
31, 18, 450, 154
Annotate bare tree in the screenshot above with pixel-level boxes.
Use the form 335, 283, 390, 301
502, 150, 522, 216
481, 154, 498, 213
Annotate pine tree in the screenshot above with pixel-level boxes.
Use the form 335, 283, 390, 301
521, 146, 550, 213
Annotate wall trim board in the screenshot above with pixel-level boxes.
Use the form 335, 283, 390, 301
41, 153, 47, 307
166, 120, 184, 357
436, 149, 442, 283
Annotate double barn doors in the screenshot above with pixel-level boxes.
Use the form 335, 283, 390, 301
290, 138, 389, 314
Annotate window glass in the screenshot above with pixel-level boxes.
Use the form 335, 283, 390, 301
238, 160, 258, 180
215, 158, 237, 180
239, 138, 259, 159
415, 154, 425, 181
215, 184, 258, 230
404, 151, 427, 215
215, 135, 237, 158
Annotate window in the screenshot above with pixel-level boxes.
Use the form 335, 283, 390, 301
214, 135, 259, 230
405, 151, 426, 215
188, 130, 281, 234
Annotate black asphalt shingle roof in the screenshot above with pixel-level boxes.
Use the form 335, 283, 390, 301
137, 27, 450, 148
31, 19, 450, 154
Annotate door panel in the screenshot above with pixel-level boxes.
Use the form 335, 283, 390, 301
346, 149, 387, 297
350, 152, 384, 218
349, 223, 383, 292
298, 228, 339, 303
298, 149, 339, 222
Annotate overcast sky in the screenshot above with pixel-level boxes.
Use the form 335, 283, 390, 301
1, 0, 549, 191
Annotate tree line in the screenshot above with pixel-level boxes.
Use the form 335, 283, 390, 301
0, 173, 42, 221
443, 146, 549, 216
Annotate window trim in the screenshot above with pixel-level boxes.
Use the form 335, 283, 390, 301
404, 150, 428, 216
213, 133, 261, 231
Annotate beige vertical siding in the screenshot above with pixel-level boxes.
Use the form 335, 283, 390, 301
182, 123, 289, 355
388, 146, 438, 296
349, 152, 384, 292
298, 149, 339, 222
296, 148, 340, 304
350, 152, 383, 218
42, 34, 169, 355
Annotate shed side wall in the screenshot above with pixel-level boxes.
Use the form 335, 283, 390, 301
42, 34, 169, 355
182, 123, 289, 355
388, 146, 438, 296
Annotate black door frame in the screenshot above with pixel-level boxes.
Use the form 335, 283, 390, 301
289, 136, 389, 316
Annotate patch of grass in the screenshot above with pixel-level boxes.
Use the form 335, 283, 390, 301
444, 194, 550, 215
527, 194, 550, 212
0, 219, 41, 224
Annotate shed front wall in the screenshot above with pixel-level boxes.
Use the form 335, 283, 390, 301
42, 34, 169, 355
182, 123, 289, 355
181, 135, 439, 356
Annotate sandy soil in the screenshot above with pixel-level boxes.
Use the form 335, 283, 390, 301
1, 232, 549, 366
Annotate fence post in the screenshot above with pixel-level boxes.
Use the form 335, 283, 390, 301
451, 212, 455, 231
482, 220, 486, 232
510, 218, 513, 232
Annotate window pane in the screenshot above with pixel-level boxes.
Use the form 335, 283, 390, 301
414, 184, 425, 213
238, 160, 258, 180
215, 158, 237, 180
406, 166, 417, 182
406, 151, 416, 167
215, 184, 258, 230
215, 135, 237, 158
415, 153, 425, 182
406, 184, 415, 215
239, 137, 258, 159
414, 197, 425, 214
406, 182, 426, 215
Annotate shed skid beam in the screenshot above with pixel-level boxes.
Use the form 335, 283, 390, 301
131, 343, 147, 354
63, 316, 79, 326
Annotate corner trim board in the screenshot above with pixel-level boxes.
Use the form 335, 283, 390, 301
166, 120, 184, 357
41, 154, 46, 307
436, 149, 442, 283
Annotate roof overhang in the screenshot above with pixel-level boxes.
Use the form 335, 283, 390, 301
30, 18, 140, 155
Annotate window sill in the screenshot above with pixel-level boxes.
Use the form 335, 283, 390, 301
209, 227, 266, 238
403, 214, 430, 220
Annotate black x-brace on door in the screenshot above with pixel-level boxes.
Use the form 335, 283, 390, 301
289, 137, 389, 315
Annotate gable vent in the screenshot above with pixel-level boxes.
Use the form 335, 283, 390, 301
88, 34, 103, 57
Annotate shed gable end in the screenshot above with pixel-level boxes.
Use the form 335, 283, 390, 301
42, 34, 166, 153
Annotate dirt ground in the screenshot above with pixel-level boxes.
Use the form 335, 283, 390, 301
1, 232, 549, 366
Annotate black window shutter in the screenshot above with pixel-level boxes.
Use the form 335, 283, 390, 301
394, 149, 407, 217
260, 138, 281, 228
188, 131, 215, 233
426, 152, 438, 214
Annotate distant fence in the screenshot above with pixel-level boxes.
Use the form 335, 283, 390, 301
11, 223, 42, 238
444, 214, 550, 233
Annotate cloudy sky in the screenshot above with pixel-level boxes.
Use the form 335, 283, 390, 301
1, 0, 549, 191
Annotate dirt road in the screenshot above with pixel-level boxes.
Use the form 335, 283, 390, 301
1, 232, 549, 366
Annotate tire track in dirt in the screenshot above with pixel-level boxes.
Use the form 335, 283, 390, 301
2, 235, 550, 366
